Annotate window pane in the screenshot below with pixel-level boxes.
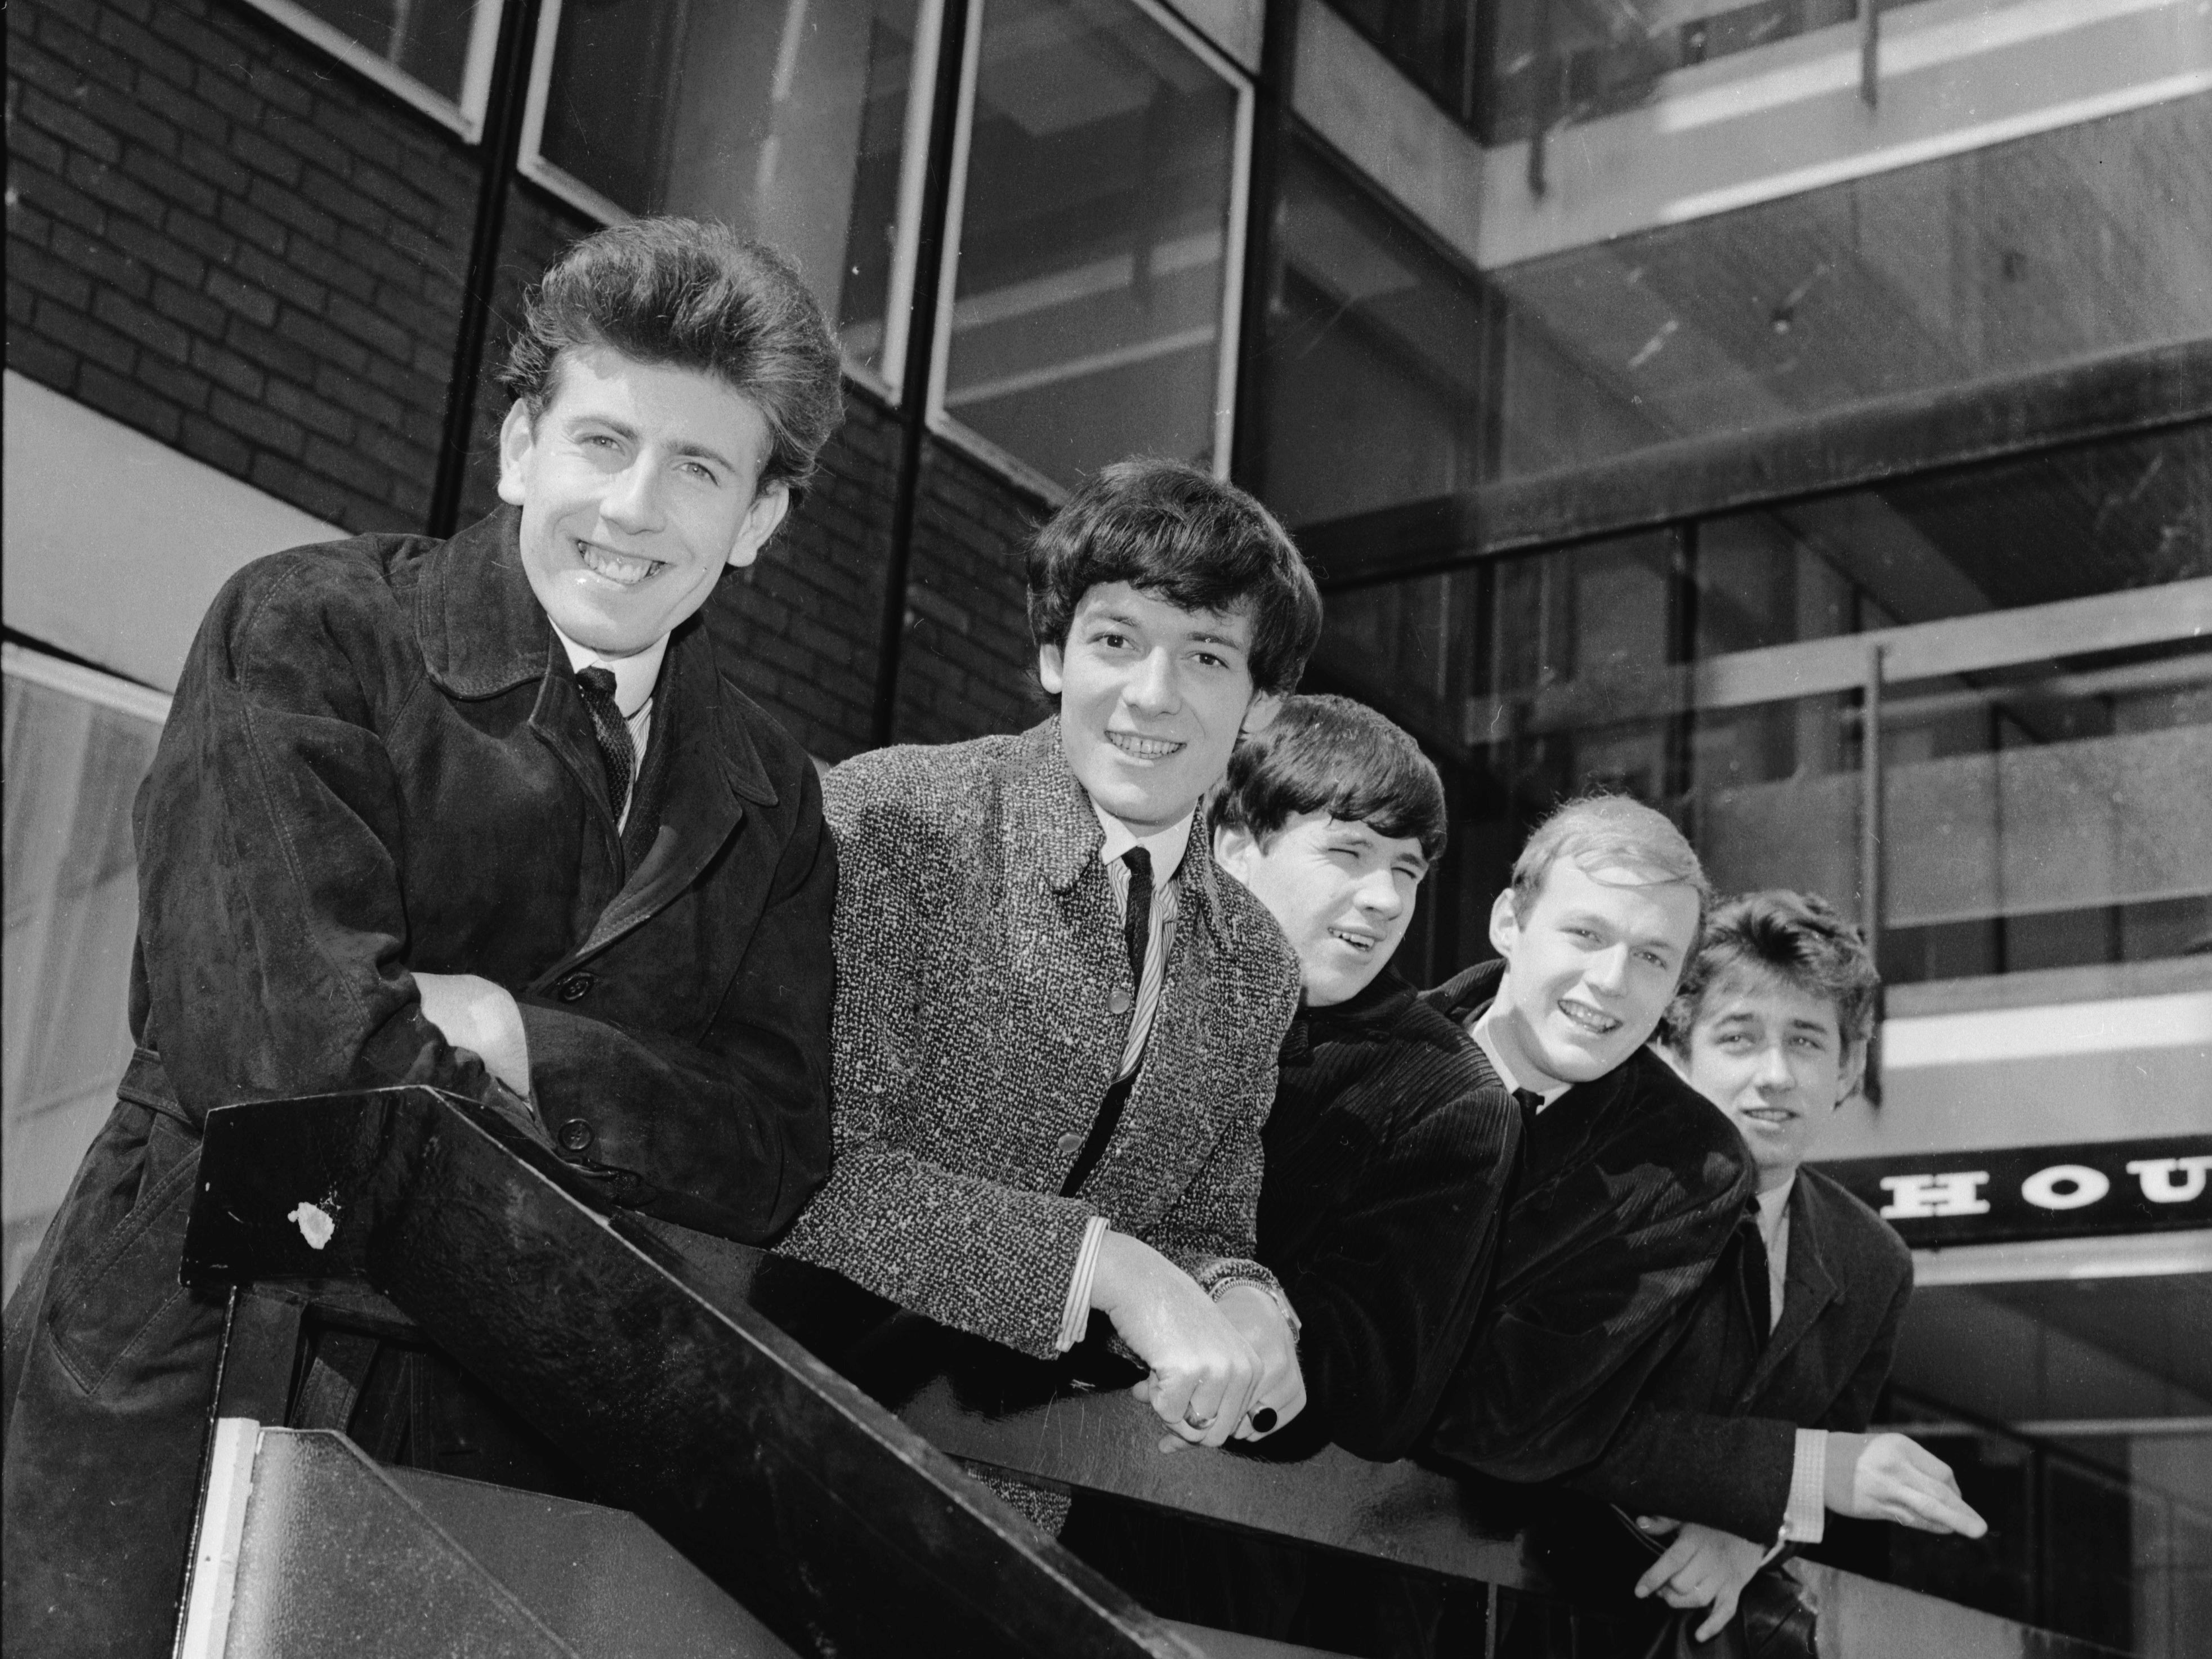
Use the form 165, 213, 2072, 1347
289, 0, 484, 104
3, 669, 163, 1299
536, 0, 924, 379
940, 0, 1243, 490
1487, 97, 2212, 478
1254, 139, 1492, 530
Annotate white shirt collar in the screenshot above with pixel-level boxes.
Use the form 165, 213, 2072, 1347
550, 623, 667, 719
1091, 799, 1195, 884
1469, 1002, 1573, 1107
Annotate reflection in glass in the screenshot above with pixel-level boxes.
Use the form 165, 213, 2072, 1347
287, 0, 489, 104
938, 0, 1244, 490
534, 0, 924, 378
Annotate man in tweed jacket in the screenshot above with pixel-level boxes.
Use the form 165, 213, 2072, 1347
779, 459, 1323, 1451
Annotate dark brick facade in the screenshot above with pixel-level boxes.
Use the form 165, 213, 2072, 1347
6, 0, 476, 531
5, 0, 1044, 752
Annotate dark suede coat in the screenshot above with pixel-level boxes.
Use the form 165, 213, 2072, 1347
1418, 960, 1754, 1484
1, 509, 834, 1658
1566, 1165, 1912, 1541
1258, 969, 1520, 1463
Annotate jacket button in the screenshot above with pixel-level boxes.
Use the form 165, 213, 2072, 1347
557, 1119, 595, 1153
557, 972, 595, 1002
1108, 987, 1133, 1015
1056, 1131, 1084, 1157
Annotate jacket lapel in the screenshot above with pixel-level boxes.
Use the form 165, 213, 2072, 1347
1747, 1178, 1842, 1397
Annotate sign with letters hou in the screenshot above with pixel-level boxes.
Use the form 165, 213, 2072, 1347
1813, 1135, 2212, 1248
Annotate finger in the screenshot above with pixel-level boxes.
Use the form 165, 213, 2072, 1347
1181, 1367, 1231, 1442
1695, 1585, 1739, 1643
1635, 1515, 1680, 1533
1155, 1433, 1189, 1455
1635, 1538, 1697, 1599
1130, 1375, 1156, 1405
1150, 1366, 1200, 1430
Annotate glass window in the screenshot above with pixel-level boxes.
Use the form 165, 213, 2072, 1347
3, 653, 166, 1300
934, 0, 1249, 492
1252, 138, 1492, 530
1869, 1267, 2212, 1654
526, 0, 930, 386
247, 0, 502, 136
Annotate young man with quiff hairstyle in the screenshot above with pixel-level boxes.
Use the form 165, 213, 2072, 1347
3, 220, 843, 1659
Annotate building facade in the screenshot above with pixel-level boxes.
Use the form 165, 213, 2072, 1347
5, 0, 2207, 1649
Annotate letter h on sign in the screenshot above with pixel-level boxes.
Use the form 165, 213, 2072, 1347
1879, 1171, 1992, 1219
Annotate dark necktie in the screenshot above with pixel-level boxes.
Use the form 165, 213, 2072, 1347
574, 665, 634, 825
1512, 1088, 1544, 1139
1122, 847, 1154, 991
1739, 1209, 1775, 1335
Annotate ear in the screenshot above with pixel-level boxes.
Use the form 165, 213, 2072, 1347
1837, 1039, 1868, 1107
497, 401, 535, 508
1213, 822, 1262, 884
1487, 887, 1522, 962
1037, 642, 1066, 696
726, 480, 790, 570
1241, 688, 1284, 737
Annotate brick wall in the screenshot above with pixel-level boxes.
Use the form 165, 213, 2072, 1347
6, 0, 477, 533
892, 437, 1052, 746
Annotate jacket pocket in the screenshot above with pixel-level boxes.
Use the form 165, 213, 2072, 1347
45, 1109, 205, 1397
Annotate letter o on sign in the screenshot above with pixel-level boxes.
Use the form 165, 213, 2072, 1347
2022, 1164, 2110, 1210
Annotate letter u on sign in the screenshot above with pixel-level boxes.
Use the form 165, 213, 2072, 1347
2021, 1164, 2110, 1210
2127, 1155, 2212, 1203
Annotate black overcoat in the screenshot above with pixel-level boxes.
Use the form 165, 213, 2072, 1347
1566, 1165, 1913, 1541
1419, 960, 1754, 1483
1, 508, 834, 1658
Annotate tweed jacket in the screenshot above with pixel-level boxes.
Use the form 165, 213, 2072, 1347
1567, 1164, 1912, 1540
1418, 960, 1754, 1484
1258, 968, 1519, 1463
777, 717, 1304, 1358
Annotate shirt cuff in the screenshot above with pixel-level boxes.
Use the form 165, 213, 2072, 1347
1781, 1428, 1829, 1544
1056, 1216, 1110, 1352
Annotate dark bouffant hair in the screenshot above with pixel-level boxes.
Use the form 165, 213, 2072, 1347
1660, 889, 1881, 1053
1212, 694, 1447, 864
499, 217, 843, 498
1025, 458, 1323, 696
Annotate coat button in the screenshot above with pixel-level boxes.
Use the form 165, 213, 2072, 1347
1056, 1130, 1084, 1157
1108, 986, 1133, 1015
556, 972, 595, 1002
557, 1119, 595, 1153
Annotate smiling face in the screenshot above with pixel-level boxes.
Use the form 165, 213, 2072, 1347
498, 346, 790, 658
1216, 811, 1427, 1007
1669, 971, 1862, 1191
1487, 858, 1702, 1090
1039, 582, 1282, 835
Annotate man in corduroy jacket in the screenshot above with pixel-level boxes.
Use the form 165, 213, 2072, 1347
778, 460, 1324, 1488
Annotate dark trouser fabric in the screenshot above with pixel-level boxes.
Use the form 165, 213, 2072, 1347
2, 1100, 227, 1659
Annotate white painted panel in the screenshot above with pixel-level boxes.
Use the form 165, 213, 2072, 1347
3, 373, 343, 692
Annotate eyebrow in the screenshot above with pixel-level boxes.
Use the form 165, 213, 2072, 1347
566, 414, 741, 476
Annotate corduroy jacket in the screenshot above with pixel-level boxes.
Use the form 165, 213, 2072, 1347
777, 718, 1304, 1358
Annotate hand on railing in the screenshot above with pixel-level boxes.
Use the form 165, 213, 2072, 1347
1211, 1283, 1306, 1442
1631, 1517, 1769, 1642
1824, 1432, 1990, 1536
1091, 1231, 1260, 1450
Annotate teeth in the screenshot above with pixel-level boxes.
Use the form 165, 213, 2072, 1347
580, 543, 656, 586
1558, 1000, 1620, 1034
1330, 930, 1375, 951
1106, 732, 1182, 759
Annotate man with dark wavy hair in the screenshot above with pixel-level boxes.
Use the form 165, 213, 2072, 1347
3, 218, 843, 1658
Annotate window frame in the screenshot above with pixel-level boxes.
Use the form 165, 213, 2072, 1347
242, 0, 504, 142
511, 0, 946, 408
924, 0, 1256, 501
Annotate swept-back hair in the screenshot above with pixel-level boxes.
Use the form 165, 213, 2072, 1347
1511, 792, 1711, 923
1661, 889, 1881, 1052
1212, 694, 1447, 863
1026, 458, 1323, 695
499, 217, 843, 499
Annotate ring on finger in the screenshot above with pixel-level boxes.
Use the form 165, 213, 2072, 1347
1185, 1411, 1217, 1430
